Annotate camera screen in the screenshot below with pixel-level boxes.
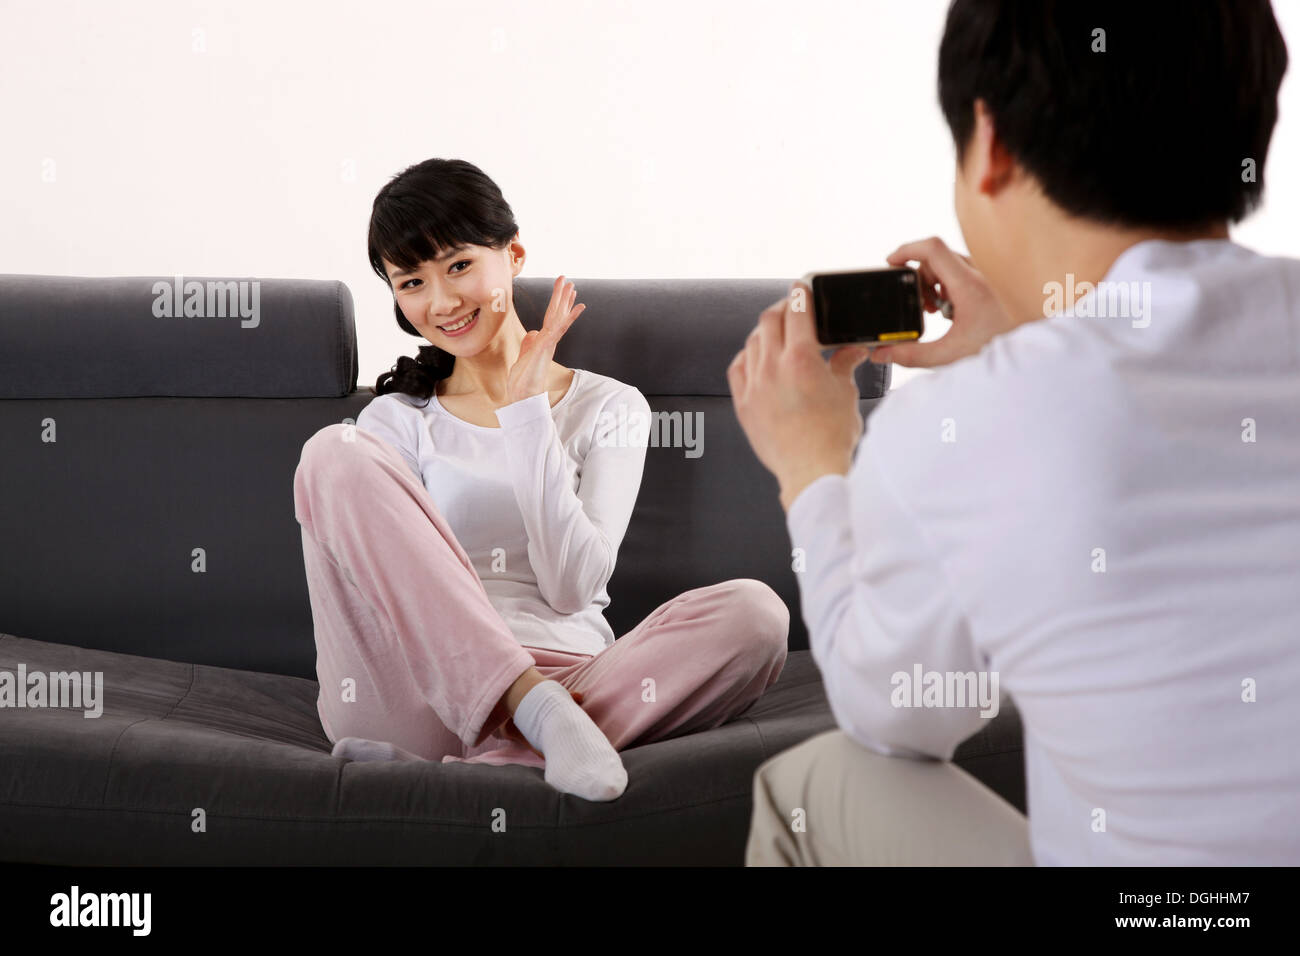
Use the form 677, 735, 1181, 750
812, 269, 923, 345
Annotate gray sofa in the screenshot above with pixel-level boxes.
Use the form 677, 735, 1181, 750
0, 272, 1025, 865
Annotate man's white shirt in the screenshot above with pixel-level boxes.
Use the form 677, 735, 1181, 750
785, 238, 1300, 865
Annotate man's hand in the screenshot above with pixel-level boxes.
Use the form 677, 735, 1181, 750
727, 282, 872, 512
870, 237, 1016, 369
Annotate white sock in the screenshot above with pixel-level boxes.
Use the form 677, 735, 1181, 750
332, 736, 423, 762
511, 680, 628, 801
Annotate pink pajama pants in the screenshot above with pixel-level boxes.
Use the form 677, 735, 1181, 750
292, 422, 789, 769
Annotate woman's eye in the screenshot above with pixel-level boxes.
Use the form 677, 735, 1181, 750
398, 259, 469, 288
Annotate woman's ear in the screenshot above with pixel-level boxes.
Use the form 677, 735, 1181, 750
508, 234, 526, 277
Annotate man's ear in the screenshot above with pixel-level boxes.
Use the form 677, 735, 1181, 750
969, 99, 1017, 197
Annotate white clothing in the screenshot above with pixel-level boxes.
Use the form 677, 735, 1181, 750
786, 239, 1300, 865
357, 367, 651, 656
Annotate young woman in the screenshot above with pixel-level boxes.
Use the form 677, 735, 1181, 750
292, 158, 789, 802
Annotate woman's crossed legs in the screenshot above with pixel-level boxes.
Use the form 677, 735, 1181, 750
293, 422, 787, 796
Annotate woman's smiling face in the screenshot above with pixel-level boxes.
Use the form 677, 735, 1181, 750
385, 237, 524, 352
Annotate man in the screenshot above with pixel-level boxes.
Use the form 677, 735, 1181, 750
731, 0, 1297, 865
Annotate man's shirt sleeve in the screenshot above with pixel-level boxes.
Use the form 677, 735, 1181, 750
785, 435, 992, 760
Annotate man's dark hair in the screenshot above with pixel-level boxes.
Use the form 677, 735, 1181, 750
938, 0, 1289, 229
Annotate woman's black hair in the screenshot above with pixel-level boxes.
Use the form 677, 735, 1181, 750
367, 158, 522, 401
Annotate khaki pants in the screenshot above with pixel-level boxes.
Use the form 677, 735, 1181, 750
746, 729, 1035, 866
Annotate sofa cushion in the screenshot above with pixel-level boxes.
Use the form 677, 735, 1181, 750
0, 273, 357, 400
0, 634, 1023, 865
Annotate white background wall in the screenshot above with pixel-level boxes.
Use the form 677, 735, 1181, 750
4, 0, 1298, 389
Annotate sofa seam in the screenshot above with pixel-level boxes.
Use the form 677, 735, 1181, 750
744, 714, 771, 759
96, 665, 196, 806
97, 718, 154, 807
0, 790, 753, 830
158, 663, 197, 722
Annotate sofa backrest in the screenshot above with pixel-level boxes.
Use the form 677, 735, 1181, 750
0, 273, 889, 679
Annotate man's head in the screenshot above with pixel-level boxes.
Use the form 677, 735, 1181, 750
937, 0, 1288, 312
